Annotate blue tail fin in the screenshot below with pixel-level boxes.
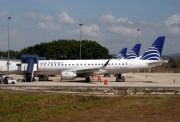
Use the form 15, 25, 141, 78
125, 44, 141, 59
115, 48, 127, 59
140, 36, 165, 60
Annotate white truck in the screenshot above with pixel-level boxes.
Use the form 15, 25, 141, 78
0, 75, 17, 84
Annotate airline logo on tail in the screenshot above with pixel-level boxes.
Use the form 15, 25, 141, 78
140, 36, 165, 60
115, 48, 127, 59
125, 44, 141, 59
125, 51, 137, 59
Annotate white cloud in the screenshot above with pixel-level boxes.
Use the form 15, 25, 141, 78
63, 24, 99, 38
83, 24, 100, 37
117, 17, 133, 24
0, 27, 24, 51
25, 12, 37, 19
0, 12, 8, 17
40, 15, 54, 21
25, 12, 54, 21
163, 14, 180, 35
138, 20, 149, 26
164, 14, 180, 27
99, 14, 116, 23
57, 11, 75, 24
107, 26, 136, 37
164, 26, 180, 35
38, 22, 60, 30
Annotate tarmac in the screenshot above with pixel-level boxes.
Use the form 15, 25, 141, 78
3, 72, 180, 86
0, 73, 180, 95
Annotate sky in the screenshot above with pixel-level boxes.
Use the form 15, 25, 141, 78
0, 0, 180, 56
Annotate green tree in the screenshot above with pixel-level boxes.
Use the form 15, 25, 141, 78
18, 39, 111, 60
0, 50, 20, 59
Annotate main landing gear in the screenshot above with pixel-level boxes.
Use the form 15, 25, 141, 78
116, 74, 125, 82
85, 77, 91, 82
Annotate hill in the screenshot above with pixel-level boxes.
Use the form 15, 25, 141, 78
162, 53, 180, 60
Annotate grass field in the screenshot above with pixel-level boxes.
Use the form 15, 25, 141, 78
0, 91, 180, 122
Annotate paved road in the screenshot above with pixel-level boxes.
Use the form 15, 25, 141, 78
1, 73, 180, 88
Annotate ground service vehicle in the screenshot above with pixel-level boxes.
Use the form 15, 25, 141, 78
0, 76, 17, 84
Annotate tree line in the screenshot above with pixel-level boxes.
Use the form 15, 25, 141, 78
0, 39, 112, 59
162, 58, 180, 68
0, 50, 19, 59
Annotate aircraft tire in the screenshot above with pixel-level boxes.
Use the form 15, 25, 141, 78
4, 79, 8, 84
85, 77, 90, 82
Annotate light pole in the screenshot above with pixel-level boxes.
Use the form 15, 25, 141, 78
137, 28, 140, 44
79, 24, 83, 60
7, 17, 11, 71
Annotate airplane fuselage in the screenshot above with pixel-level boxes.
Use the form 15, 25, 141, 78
34, 59, 157, 76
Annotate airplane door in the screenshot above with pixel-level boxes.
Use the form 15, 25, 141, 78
130, 60, 134, 69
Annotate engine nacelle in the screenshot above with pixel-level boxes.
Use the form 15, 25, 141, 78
61, 72, 77, 80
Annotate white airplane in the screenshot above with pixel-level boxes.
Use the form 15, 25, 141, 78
9, 36, 165, 82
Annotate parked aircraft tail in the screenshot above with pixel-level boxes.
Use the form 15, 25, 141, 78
125, 44, 141, 59
140, 36, 165, 60
115, 48, 127, 59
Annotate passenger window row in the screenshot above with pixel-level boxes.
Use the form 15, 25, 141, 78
40, 62, 128, 66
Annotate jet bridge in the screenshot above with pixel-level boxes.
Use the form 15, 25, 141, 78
21, 54, 38, 82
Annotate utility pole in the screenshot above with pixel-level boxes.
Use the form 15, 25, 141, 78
137, 28, 140, 44
79, 24, 83, 59
7, 17, 11, 71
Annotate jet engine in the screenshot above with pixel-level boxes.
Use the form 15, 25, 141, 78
61, 72, 77, 80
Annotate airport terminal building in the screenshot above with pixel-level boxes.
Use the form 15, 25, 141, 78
0, 58, 21, 71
